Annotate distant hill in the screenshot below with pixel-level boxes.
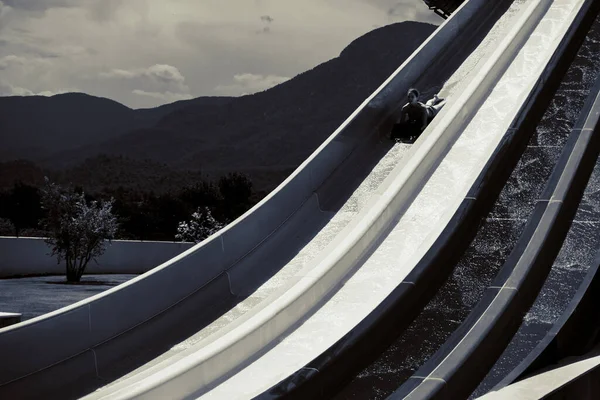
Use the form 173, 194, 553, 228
0, 156, 213, 196
0, 93, 233, 161
0, 160, 47, 189
1, 21, 436, 193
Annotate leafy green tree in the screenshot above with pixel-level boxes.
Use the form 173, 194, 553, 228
40, 178, 118, 282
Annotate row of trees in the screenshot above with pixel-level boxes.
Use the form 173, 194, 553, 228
0, 173, 254, 282
0, 173, 254, 242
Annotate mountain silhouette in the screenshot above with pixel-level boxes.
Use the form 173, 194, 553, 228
0, 21, 436, 193
0, 92, 232, 161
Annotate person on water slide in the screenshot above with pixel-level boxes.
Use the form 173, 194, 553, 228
392, 88, 446, 141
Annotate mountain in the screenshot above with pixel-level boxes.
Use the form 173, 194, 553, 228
0, 92, 233, 161
0, 156, 213, 196
0, 160, 47, 189
1, 21, 437, 193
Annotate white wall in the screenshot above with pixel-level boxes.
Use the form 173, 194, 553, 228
0, 237, 194, 278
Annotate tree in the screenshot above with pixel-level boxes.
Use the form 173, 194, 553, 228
3, 182, 43, 237
180, 181, 220, 211
151, 193, 190, 240
175, 206, 224, 243
40, 178, 118, 283
0, 218, 15, 236
218, 173, 253, 221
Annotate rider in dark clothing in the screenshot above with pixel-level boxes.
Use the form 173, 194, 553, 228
391, 88, 445, 141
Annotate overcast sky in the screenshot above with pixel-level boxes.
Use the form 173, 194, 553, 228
0, 0, 440, 108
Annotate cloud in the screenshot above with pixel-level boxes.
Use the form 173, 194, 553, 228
132, 89, 193, 102
0, 0, 440, 108
35, 44, 93, 59
0, 79, 78, 96
100, 64, 186, 86
87, 0, 124, 22
0, 1, 12, 29
1, 0, 79, 17
37, 87, 81, 96
383, 0, 436, 21
2, 0, 126, 22
100, 68, 138, 79
145, 64, 186, 85
214, 73, 289, 96
0, 54, 26, 69
0, 80, 33, 96
101, 64, 192, 104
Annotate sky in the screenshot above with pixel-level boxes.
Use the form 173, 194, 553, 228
0, 0, 441, 108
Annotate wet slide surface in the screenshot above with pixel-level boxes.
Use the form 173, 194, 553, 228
191, 0, 584, 397
472, 13, 600, 397
7, 0, 589, 398
333, 4, 600, 400
72, 1, 511, 398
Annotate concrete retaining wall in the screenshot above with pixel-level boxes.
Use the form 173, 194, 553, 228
0, 237, 194, 278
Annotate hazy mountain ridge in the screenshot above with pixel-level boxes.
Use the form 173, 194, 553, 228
0, 93, 234, 162
0, 156, 211, 196
1, 21, 436, 193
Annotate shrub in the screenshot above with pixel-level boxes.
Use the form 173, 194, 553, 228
175, 206, 224, 243
40, 178, 118, 282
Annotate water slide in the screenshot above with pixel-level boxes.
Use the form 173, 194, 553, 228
389, 26, 600, 399
81, 0, 596, 399
0, 0, 508, 397
305, 3, 600, 399
0, 0, 596, 399
478, 345, 600, 399
471, 40, 600, 397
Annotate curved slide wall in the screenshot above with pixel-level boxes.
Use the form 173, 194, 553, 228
479, 347, 600, 399
86, 0, 600, 398
392, 7, 600, 398
0, 237, 194, 278
487, 69, 600, 393
0, 0, 495, 398
488, 250, 600, 399
254, 2, 600, 399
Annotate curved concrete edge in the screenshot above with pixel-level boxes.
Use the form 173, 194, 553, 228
85, 1, 557, 398
0, 0, 495, 390
0, 0, 477, 394
491, 72, 600, 391
478, 347, 600, 399
0, 237, 194, 278
493, 247, 600, 391
389, 4, 600, 398
248, 3, 569, 399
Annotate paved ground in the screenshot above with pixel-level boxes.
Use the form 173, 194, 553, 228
0, 274, 138, 321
